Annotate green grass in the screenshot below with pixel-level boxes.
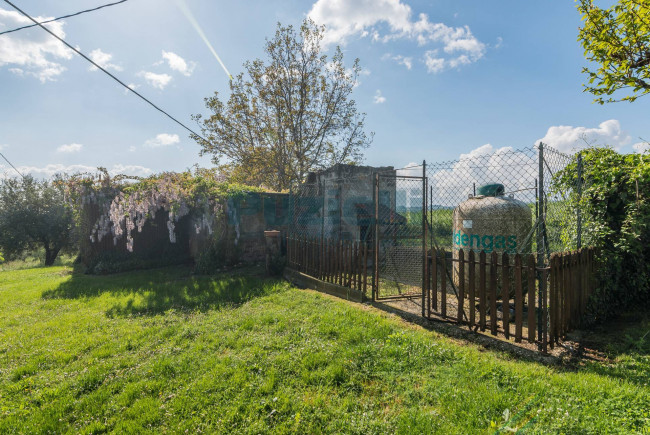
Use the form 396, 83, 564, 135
0, 264, 648, 433
0, 252, 76, 272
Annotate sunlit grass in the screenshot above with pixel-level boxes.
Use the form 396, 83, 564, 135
0, 263, 648, 433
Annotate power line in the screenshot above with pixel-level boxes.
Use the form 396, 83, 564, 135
0, 0, 130, 36
0, 151, 25, 179
3, 0, 212, 146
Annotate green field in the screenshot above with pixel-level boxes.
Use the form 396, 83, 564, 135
0, 261, 648, 433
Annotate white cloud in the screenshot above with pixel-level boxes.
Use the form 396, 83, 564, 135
138, 71, 172, 90
633, 142, 650, 154
536, 119, 631, 153
124, 83, 139, 95
309, 0, 414, 47
0, 8, 73, 82
144, 133, 180, 148
109, 164, 153, 177
128, 145, 137, 152
382, 53, 412, 69
373, 89, 386, 104
0, 144, 6, 151
308, 0, 486, 72
398, 56, 412, 70
56, 143, 83, 153
428, 144, 537, 206
88, 48, 122, 72
396, 162, 421, 177
424, 50, 445, 73
160, 50, 195, 76
0, 163, 152, 179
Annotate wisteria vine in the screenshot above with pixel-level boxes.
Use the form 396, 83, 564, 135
65, 169, 255, 252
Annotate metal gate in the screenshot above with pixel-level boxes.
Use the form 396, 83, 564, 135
372, 173, 427, 301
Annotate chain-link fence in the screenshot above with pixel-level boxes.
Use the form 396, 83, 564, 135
374, 174, 425, 298
289, 172, 382, 242
424, 144, 586, 257
288, 169, 427, 299
287, 145, 588, 351
288, 144, 586, 290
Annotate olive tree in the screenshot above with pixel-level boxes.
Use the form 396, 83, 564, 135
0, 176, 73, 265
192, 19, 372, 191
577, 0, 650, 103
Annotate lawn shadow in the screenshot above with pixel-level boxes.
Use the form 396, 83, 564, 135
567, 311, 650, 386
42, 265, 280, 317
373, 297, 650, 386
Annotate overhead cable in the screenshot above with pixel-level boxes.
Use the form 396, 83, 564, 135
0, 0, 130, 36
3, 0, 212, 146
0, 151, 25, 179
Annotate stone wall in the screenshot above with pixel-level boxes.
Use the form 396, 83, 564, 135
81, 191, 290, 271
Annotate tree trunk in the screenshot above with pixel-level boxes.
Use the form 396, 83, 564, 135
44, 245, 60, 266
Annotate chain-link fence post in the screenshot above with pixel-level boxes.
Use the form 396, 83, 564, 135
422, 160, 427, 317
372, 172, 380, 301
577, 152, 583, 250
537, 142, 547, 351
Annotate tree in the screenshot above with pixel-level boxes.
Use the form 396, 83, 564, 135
0, 176, 74, 265
192, 19, 372, 191
577, 0, 650, 103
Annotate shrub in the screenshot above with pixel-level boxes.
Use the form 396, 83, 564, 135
553, 147, 650, 322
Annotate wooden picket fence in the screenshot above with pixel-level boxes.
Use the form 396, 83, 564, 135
428, 249, 539, 344
287, 235, 596, 352
429, 248, 596, 350
548, 249, 596, 345
287, 236, 370, 295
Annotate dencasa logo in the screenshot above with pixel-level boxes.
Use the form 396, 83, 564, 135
453, 230, 517, 253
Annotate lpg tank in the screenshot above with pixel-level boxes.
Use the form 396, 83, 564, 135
452, 183, 532, 293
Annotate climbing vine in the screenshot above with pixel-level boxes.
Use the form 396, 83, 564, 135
66, 168, 262, 253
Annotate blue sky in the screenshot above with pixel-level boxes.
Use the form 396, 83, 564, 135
1, 0, 648, 179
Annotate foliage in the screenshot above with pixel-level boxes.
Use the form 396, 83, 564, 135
0, 263, 649, 432
66, 168, 264, 258
192, 19, 372, 191
192, 235, 240, 275
0, 176, 74, 265
577, 0, 650, 103
553, 147, 650, 321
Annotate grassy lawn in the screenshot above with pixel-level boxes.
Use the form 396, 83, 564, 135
0, 263, 648, 433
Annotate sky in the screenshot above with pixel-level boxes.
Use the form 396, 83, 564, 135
1, 0, 649, 180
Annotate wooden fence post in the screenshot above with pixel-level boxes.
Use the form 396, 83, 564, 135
468, 250, 476, 328
479, 251, 486, 332
527, 254, 536, 343
502, 252, 510, 339
363, 242, 368, 298
514, 253, 523, 343
490, 251, 498, 336
542, 263, 548, 353
441, 251, 447, 318
549, 255, 556, 347
432, 249, 438, 312
458, 249, 465, 324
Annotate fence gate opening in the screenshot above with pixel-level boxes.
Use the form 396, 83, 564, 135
373, 173, 427, 302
